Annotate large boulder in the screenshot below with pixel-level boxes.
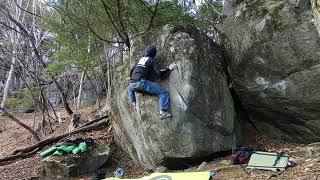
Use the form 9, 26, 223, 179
220, 0, 320, 142
111, 25, 236, 169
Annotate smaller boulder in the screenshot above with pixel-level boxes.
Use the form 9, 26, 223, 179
154, 166, 167, 173
68, 114, 82, 132
196, 162, 208, 171
42, 143, 109, 178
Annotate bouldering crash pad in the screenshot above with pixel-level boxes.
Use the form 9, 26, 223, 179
246, 151, 289, 172
40, 137, 94, 157
104, 171, 213, 180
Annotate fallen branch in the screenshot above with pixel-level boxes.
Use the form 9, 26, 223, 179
264, 171, 284, 180
214, 165, 251, 176
213, 165, 239, 172
0, 118, 109, 164
0, 148, 39, 166
81, 115, 108, 127
12, 118, 109, 155
0, 107, 40, 141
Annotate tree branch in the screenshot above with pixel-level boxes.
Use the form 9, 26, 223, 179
11, 118, 109, 156
206, 0, 221, 16
0, 107, 40, 141
0, 21, 23, 34
86, 20, 123, 43
147, 0, 160, 31
13, 0, 43, 18
135, 0, 153, 14
43, 1, 67, 24
0, 118, 109, 165
100, 0, 126, 42
5, 10, 29, 36
115, 0, 130, 48
3, 6, 74, 116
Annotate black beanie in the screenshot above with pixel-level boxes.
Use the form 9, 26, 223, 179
144, 45, 157, 58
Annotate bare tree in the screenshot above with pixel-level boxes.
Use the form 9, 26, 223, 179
0, 0, 23, 108
0, 0, 74, 115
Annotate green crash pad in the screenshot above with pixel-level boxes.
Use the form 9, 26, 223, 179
247, 151, 289, 172
40, 141, 88, 158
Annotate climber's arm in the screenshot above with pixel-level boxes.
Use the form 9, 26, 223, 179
151, 59, 177, 78
152, 59, 170, 78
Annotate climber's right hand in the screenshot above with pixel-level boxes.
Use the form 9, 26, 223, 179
169, 63, 177, 70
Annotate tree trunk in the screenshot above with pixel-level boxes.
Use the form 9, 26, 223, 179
0, 1, 74, 116
85, 72, 101, 108
77, 71, 85, 110
119, 42, 124, 62
40, 89, 53, 133
104, 44, 112, 101
52, 77, 73, 115
0, 54, 16, 108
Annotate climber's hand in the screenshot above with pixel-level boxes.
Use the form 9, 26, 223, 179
169, 63, 177, 70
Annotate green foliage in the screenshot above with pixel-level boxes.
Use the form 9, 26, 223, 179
153, 1, 198, 27
41, 1, 105, 75
195, 1, 223, 29
40, 0, 223, 76
4, 89, 39, 110
4, 98, 33, 109
43, 47, 74, 75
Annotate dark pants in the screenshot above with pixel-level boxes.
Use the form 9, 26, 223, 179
128, 79, 170, 110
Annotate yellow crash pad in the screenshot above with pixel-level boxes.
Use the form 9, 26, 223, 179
104, 171, 211, 180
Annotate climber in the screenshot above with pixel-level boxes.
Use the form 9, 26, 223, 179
128, 45, 177, 120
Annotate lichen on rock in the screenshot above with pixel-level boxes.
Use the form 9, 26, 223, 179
220, 0, 320, 142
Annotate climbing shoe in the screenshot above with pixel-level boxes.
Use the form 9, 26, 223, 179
159, 113, 172, 120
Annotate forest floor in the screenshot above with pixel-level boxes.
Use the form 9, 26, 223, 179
0, 106, 319, 180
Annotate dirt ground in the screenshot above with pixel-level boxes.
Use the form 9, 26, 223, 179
199, 136, 320, 180
0, 106, 148, 180
0, 107, 319, 180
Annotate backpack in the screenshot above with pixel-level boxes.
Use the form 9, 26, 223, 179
231, 145, 266, 165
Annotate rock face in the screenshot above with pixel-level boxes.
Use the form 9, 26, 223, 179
42, 144, 109, 178
220, 0, 320, 142
79, 79, 103, 107
111, 25, 236, 169
45, 78, 105, 108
